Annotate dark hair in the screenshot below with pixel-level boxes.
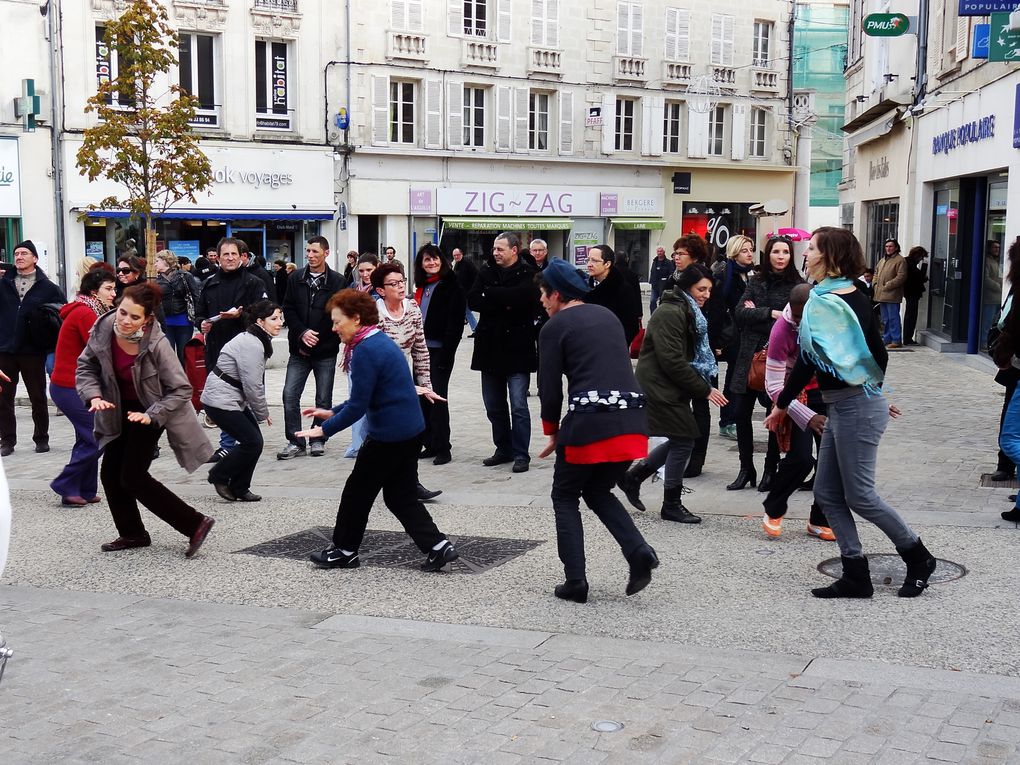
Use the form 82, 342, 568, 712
244, 299, 281, 327
88, 261, 116, 275
495, 231, 522, 251
357, 253, 378, 266
216, 237, 243, 256
80, 268, 115, 295
384, 246, 396, 255
371, 261, 404, 289
863, 267, 875, 276
673, 233, 709, 264
346, 249, 359, 260
759, 236, 803, 284
812, 227, 866, 279
206, 247, 217, 256
237, 239, 250, 255
413, 243, 452, 284
177, 256, 192, 266
117, 255, 145, 274
326, 288, 379, 325
907, 246, 927, 263
590, 244, 616, 265
884, 238, 901, 254
672, 263, 714, 292
121, 282, 162, 316
1007, 237, 1020, 287
308, 235, 330, 251
274, 259, 287, 268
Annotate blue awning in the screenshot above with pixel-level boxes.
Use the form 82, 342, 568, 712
84, 210, 334, 221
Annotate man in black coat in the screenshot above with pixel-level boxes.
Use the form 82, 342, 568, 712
452, 247, 478, 335
649, 246, 675, 313
0, 240, 67, 455
278, 236, 345, 460
467, 232, 539, 473
240, 247, 277, 302
583, 244, 642, 346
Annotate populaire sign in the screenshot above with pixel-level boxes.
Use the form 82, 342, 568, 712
931, 115, 995, 155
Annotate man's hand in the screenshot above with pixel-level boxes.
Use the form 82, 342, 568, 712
89, 397, 116, 412
538, 434, 557, 459
295, 426, 324, 440
200, 320, 212, 334
889, 404, 902, 419
807, 414, 827, 435
302, 407, 334, 421
126, 411, 151, 426
0, 369, 9, 394
218, 307, 242, 319
302, 329, 319, 348
264, 416, 273, 427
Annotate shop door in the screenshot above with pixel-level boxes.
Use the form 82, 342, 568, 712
230, 225, 266, 262
615, 229, 649, 280
981, 181, 1008, 351
928, 186, 960, 338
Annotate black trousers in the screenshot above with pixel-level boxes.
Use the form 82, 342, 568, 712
718, 346, 738, 427
205, 406, 263, 493
902, 297, 921, 344
0, 352, 49, 447
420, 349, 454, 454
101, 407, 204, 539
734, 389, 779, 471
332, 435, 445, 553
689, 383, 712, 466
551, 453, 647, 580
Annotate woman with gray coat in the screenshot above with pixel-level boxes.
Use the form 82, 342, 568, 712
77, 284, 216, 558
201, 301, 283, 502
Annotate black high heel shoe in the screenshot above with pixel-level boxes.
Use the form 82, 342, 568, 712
554, 578, 589, 603
758, 470, 776, 493
726, 467, 757, 491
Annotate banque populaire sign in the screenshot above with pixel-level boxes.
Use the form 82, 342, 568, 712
931, 115, 995, 155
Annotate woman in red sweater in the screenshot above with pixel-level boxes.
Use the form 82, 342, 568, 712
49, 268, 116, 505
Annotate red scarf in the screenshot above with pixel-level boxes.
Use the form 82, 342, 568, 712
413, 274, 440, 305
341, 325, 380, 372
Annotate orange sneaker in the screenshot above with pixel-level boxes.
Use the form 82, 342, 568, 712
807, 523, 836, 541
762, 514, 782, 537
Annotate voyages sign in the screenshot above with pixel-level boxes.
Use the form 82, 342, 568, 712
0, 138, 21, 218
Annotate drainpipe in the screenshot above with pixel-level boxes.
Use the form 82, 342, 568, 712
788, 2, 797, 222
913, 0, 929, 106
46, 0, 67, 290
967, 180, 987, 354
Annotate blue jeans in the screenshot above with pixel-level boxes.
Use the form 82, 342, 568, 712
480, 371, 531, 461
465, 308, 477, 331
49, 382, 101, 500
879, 302, 902, 344
163, 322, 193, 366
814, 391, 917, 558
998, 384, 1020, 510
282, 353, 337, 447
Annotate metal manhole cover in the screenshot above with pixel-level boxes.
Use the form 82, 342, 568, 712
234, 527, 543, 574
818, 554, 966, 586
980, 473, 1019, 489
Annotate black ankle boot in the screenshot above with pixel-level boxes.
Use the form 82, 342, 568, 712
617, 459, 656, 512
896, 538, 937, 597
758, 468, 776, 493
726, 466, 757, 491
812, 555, 874, 598
625, 543, 660, 596
660, 486, 701, 524
684, 456, 704, 479
554, 578, 589, 603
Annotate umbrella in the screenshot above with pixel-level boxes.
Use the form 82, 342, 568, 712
765, 227, 813, 242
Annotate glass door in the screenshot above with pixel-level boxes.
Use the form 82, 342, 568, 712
928, 185, 960, 337
229, 224, 266, 262
981, 180, 1008, 351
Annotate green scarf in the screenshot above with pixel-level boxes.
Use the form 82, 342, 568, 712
798, 277, 884, 395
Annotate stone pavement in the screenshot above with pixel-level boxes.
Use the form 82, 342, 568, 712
3, 341, 1020, 762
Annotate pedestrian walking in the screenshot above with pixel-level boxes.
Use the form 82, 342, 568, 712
902, 246, 928, 346
873, 239, 907, 348
298, 289, 458, 572
648, 246, 674, 314
154, 251, 198, 366
713, 235, 755, 440
537, 259, 658, 603
767, 227, 936, 599
583, 244, 643, 346
76, 283, 216, 558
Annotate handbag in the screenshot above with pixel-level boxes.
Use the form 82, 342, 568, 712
747, 346, 768, 392
629, 323, 645, 360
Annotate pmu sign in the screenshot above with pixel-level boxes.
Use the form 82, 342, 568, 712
863, 13, 911, 36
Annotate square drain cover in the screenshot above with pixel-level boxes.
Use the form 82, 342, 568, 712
234, 527, 543, 574
980, 473, 1019, 489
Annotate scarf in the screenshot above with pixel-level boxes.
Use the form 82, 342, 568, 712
247, 323, 274, 359
413, 274, 440, 305
724, 259, 753, 304
679, 290, 718, 383
75, 293, 108, 317
341, 325, 380, 372
798, 277, 884, 395
113, 322, 146, 344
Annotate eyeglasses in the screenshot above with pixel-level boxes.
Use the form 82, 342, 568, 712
383, 279, 406, 287
587, 258, 605, 264
116, 268, 135, 274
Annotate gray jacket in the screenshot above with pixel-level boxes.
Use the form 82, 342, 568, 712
200, 330, 270, 422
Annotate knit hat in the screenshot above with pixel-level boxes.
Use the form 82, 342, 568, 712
542, 258, 590, 301
14, 240, 38, 259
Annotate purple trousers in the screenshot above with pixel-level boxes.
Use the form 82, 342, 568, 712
49, 383, 101, 501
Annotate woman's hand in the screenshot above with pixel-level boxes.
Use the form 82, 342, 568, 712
264, 416, 273, 427
296, 426, 325, 440
888, 404, 902, 419
743, 300, 756, 308
807, 414, 827, 435
302, 407, 334, 420
0, 369, 9, 393
763, 406, 787, 432
126, 411, 151, 426
89, 397, 115, 412
707, 388, 728, 407
416, 386, 448, 403
538, 434, 557, 459
771, 310, 782, 320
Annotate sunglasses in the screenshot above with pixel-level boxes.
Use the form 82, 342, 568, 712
116, 268, 136, 274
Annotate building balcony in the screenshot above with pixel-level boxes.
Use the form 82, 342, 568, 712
386, 31, 428, 63
711, 66, 736, 87
461, 39, 500, 69
250, 0, 300, 35
613, 55, 648, 83
253, 0, 296, 10
663, 61, 693, 86
751, 67, 780, 93
527, 46, 562, 76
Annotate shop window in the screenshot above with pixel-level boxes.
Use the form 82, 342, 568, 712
682, 202, 757, 258
617, 2, 644, 56
865, 199, 900, 265
179, 32, 219, 128
95, 25, 136, 108
529, 91, 549, 151
463, 86, 485, 148
531, 0, 559, 47
255, 40, 292, 131
749, 108, 767, 158
615, 97, 636, 151
464, 0, 487, 37
662, 101, 682, 153
707, 106, 726, 157
710, 14, 734, 67
752, 20, 772, 67
390, 80, 417, 144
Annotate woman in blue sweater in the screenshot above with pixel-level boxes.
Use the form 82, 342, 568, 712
296, 289, 458, 572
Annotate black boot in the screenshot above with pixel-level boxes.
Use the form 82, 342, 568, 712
758, 466, 777, 493
990, 468, 1015, 482
625, 543, 660, 596
896, 538, 937, 598
684, 454, 705, 479
617, 459, 656, 512
554, 578, 589, 603
812, 555, 874, 599
660, 486, 701, 524
726, 465, 757, 491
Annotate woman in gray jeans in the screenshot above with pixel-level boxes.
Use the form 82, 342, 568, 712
765, 227, 936, 599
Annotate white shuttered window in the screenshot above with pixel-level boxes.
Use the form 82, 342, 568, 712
707, 105, 726, 156
617, 2, 643, 56
531, 0, 559, 47
615, 97, 636, 151
711, 14, 735, 66
392, 0, 424, 31
664, 8, 690, 62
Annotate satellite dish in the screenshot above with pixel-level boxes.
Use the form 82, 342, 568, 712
763, 199, 789, 215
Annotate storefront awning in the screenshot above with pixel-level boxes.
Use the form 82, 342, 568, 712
442, 217, 574, 231
82, 210, 334, 221
611, 218, 667, 230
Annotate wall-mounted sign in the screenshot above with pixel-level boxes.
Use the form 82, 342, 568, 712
869, 156, 890, 181
973, 24, 990, 58
437, 187, 599, 216
931, 115, 995, 155
672, 172, 692, 194
0, 138, 22, 218
600, 190, 664, 216
863, 13, 910, 36
989, 13, 1020, 62
585, 107, 603, 128
409, 188, 434, 214
959, 0, 1018, 16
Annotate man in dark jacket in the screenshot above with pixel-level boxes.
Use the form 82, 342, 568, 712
0, 240, 67, 456
583, 244, 642, 346
240, 246, 277, 303
452, 247, 478, 335
278, 236, 345, 459
467, 232, 539, 473
649, 246, 675, 313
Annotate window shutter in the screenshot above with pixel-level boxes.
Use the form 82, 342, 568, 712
425, 78, 442, 149
448, 0, 461, 36
617, 4, 630, 55
602, 93, 616, 155
531, 0, 544, 45
371, 75, 389, 146
677, 10, 690, 61
722, 15, 734, 66
955, 17, 969, 62
631, 3, 643, 57
928, 0, 944, 73
558, 89, 573, 155
514, 87, 530, 152
730, 103, 746, 160
665, 8, 678, 61
408, 0, 423, 31
497, 0, 512, 43
711, 15, 722, 65
447, 81, 463, 150
391, 0, 406, 29
547, 0, 559, 47
496, 85, 512, 151
687, 106, 707, 158
642, 96, 664, 157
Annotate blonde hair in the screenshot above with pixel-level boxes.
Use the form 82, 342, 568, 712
285, 262, 297, 273
726, 235, 754, 261
75, 256, 99, 283
156, 251, 180, 271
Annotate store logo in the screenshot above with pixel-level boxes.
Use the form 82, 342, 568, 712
932, 115, 995, 155
869, 156, 889, 181
213, 167, 294, 189
463, 190, 574, 214
0, 166, 13, 187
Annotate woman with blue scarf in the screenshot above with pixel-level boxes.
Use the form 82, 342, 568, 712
765, 227, 936, 599
621, 265, 728, 523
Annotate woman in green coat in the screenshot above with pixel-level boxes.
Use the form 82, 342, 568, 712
618, 264, 728, 522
